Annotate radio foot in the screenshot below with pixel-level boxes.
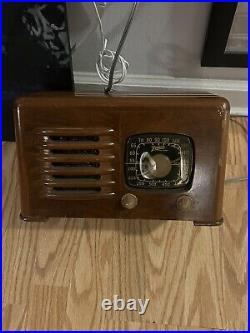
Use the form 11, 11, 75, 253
20, 213, 48, 222
193, 218, 223, 227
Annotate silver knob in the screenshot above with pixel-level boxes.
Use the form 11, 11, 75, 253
121, 193, 138, 209
176, 195, 193, 211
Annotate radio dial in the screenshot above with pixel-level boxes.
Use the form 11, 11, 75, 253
125, 134, 193, 189
140, 152, 172, 179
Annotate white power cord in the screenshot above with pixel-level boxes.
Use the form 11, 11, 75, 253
94, 2, 136, 88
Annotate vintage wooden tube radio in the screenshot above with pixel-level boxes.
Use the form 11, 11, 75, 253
14, 90, 229, 225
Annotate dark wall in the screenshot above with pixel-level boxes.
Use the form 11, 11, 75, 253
3, 3, 73, 141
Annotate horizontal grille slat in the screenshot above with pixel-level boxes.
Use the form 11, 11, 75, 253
46, 191, 115, 199
52, 187, 101, 193
42, 142, 114, 150
46, 174, 111, 182
43, 165, 114, 175
44, 179, 114, 187
52, 175, 101, 180
50, 149, 99, 155
51, 162, 100, 168
42, 154, 115, 163
49, 135, 99, 142
37, 127, 114, 136
37, 127, 116, 199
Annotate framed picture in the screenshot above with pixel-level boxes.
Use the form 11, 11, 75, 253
201, 2, 248, 68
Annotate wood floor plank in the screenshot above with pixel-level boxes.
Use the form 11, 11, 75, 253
32, 218, 84, 287
222, 117, 248, 330
22, 285, 68, 330
2, 117, 248, 330
2, 142, 19, 230
2, 304, 27, 331
80, 318, 215, 330
222, 185, 248, 330
65, 219, 225, 329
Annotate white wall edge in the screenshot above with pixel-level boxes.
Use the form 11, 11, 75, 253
74, 71, 248, 116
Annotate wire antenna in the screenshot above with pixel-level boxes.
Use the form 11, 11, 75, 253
94, 2, 138, 93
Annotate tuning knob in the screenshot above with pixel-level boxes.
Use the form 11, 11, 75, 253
140, 152, 172, 179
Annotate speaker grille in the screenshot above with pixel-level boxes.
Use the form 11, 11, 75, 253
37, 128, 116, 199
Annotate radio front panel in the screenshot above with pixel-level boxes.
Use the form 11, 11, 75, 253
14, 93, 229, 225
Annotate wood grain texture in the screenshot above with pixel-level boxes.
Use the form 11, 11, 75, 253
14, 93, 229, 224
2, 117, 248, 330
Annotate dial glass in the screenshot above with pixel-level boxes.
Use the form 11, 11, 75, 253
125, 134, 194, 189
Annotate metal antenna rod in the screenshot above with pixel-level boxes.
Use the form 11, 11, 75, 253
105, 2, 138, 93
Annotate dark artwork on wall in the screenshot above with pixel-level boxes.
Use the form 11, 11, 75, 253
3, 3, 73, 141
201, 2, 248, 68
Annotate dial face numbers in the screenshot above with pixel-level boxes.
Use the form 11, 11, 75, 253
125, 134, 194, 189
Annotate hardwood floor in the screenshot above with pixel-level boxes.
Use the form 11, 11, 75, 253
2, 117, 248, 330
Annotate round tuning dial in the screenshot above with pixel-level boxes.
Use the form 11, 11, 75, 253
139, 152, 172, 180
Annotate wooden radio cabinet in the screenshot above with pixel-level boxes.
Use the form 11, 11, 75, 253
14, 90, 229, 225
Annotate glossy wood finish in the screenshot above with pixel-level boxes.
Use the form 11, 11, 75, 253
2, 117, 247, 330
14, 92, 229, 224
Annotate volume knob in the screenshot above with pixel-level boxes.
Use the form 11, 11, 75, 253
121, 193, 138, 209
